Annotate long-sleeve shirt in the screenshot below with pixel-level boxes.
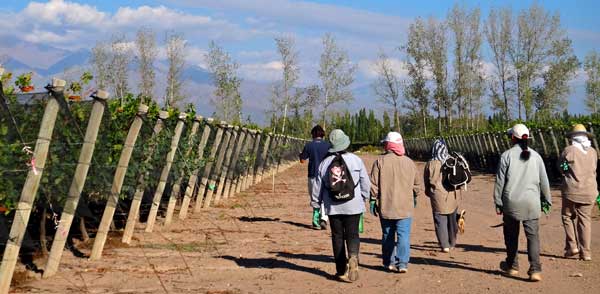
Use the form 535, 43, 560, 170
370, 152, 422, 219
299, 139, 331, 178
493, 146, 551, 221
424, 160, 459, 214
313, 152, 370, 215
560, 145, 598, 204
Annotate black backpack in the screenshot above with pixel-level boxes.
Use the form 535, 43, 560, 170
441, 151, 472, 191
327, 153, 356, 202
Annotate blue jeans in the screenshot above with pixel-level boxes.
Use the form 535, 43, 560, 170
380, 217, 412, 269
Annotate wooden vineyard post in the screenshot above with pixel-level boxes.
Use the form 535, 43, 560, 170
548, 127, 561, 157
0, 78, 65, 293
179, 119, 212, 220
251, 131, 264, 185
202, 125, 233, 208
223, 128, 247, 199
164, 115, 201, 226
256, 133, 272, 183
89, 104, 149, 259
121, 111, 168, 244
213, 126, 240, 205
243, 130, 261, 191
247, 130, 262, 186
44, 90, 109, 278
193, 122, 225, 213
254, 133, 271, 184
234, 129, 252, 194
268, 135, 281, 177
145, 112, 187, 232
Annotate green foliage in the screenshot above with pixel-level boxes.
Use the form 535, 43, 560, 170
14, 72, 33, 88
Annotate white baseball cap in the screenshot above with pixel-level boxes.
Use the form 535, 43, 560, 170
508, 123, 530, 139
382, 131, 403, 144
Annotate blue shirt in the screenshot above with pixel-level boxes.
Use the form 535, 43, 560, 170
299, 138, 331, 178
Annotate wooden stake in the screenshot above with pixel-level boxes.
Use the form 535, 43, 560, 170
89, 104, 149, 259
0, 79, 65, 293
202, 125, 233, 208
145, 112, 187, 232
242, 131, 259, 191
223, 128, 246, 199
178, 119, 212, 220
250, 131, 263, 186
255, 133, 272, 183
164, 115, 201, 226
214, 127, 240, 204
193, 122, 225, 213
44, 90, 108, 278
234, 128, 252, 194
121, 111, 167, 244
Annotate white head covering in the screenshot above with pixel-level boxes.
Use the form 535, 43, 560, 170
572, 135, 592, 154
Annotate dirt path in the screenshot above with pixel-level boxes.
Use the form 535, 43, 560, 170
12, 155, 600, 293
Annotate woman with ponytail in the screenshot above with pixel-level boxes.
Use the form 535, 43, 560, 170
493, 124, 551, 282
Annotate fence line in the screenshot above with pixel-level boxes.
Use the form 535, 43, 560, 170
0, 76, 306, 293
405, 124, 600, 179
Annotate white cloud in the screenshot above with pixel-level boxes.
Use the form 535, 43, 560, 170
112, 5, 211, 28
186, 46, 208, 68
22, 0, 106, 27
358, 58, 408, 80
21, 28, 81, 44
172, 0, 410, 39
239, 61, 283, 82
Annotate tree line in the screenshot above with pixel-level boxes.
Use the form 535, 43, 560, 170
87, 3, 600, 141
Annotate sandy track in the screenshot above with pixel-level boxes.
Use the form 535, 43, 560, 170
12, 155, 600, 293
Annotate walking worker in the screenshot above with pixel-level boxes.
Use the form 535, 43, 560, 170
299, 125, 331, 229
559, 124, 597, 261
313, 129, 370, 282
494, 123, 551, 282
424, 139, 460, 253
369, 131, 421, 273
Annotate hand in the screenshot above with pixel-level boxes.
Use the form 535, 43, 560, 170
369, 200, 378, 216
312, 208, 321, 227
413, 191, 417, 208
495, 205, 503, 215
541, 200, 551, 215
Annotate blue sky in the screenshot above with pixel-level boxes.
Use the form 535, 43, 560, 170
0, 0, 599, 117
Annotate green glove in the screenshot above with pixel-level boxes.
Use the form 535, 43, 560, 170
596, 194, 600, 212
541, 200, 551, 215
359, 213, 364, 233
312, 208, 320, 228
369, 200, 378, 216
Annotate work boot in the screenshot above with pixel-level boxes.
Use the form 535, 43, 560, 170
529, 272, 542, 282
347, 256, 359, 282
499, 261, 518, 277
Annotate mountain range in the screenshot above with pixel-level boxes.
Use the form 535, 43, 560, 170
0, 40, 285, 124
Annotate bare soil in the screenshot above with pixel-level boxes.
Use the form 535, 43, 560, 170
11, 155, 600, 293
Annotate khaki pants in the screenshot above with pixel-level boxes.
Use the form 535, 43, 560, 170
562, 198, 593, 258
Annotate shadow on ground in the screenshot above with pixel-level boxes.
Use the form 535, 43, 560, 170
237, 216, 314, 229
220, 255, 335, 280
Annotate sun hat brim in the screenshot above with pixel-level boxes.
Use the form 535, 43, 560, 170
328, 134, 351, 153
566, 130, 594, 138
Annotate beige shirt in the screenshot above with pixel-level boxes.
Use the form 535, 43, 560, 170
560, 145, 598, 204
370, 153, 422, 219
424, 160, 459, 214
